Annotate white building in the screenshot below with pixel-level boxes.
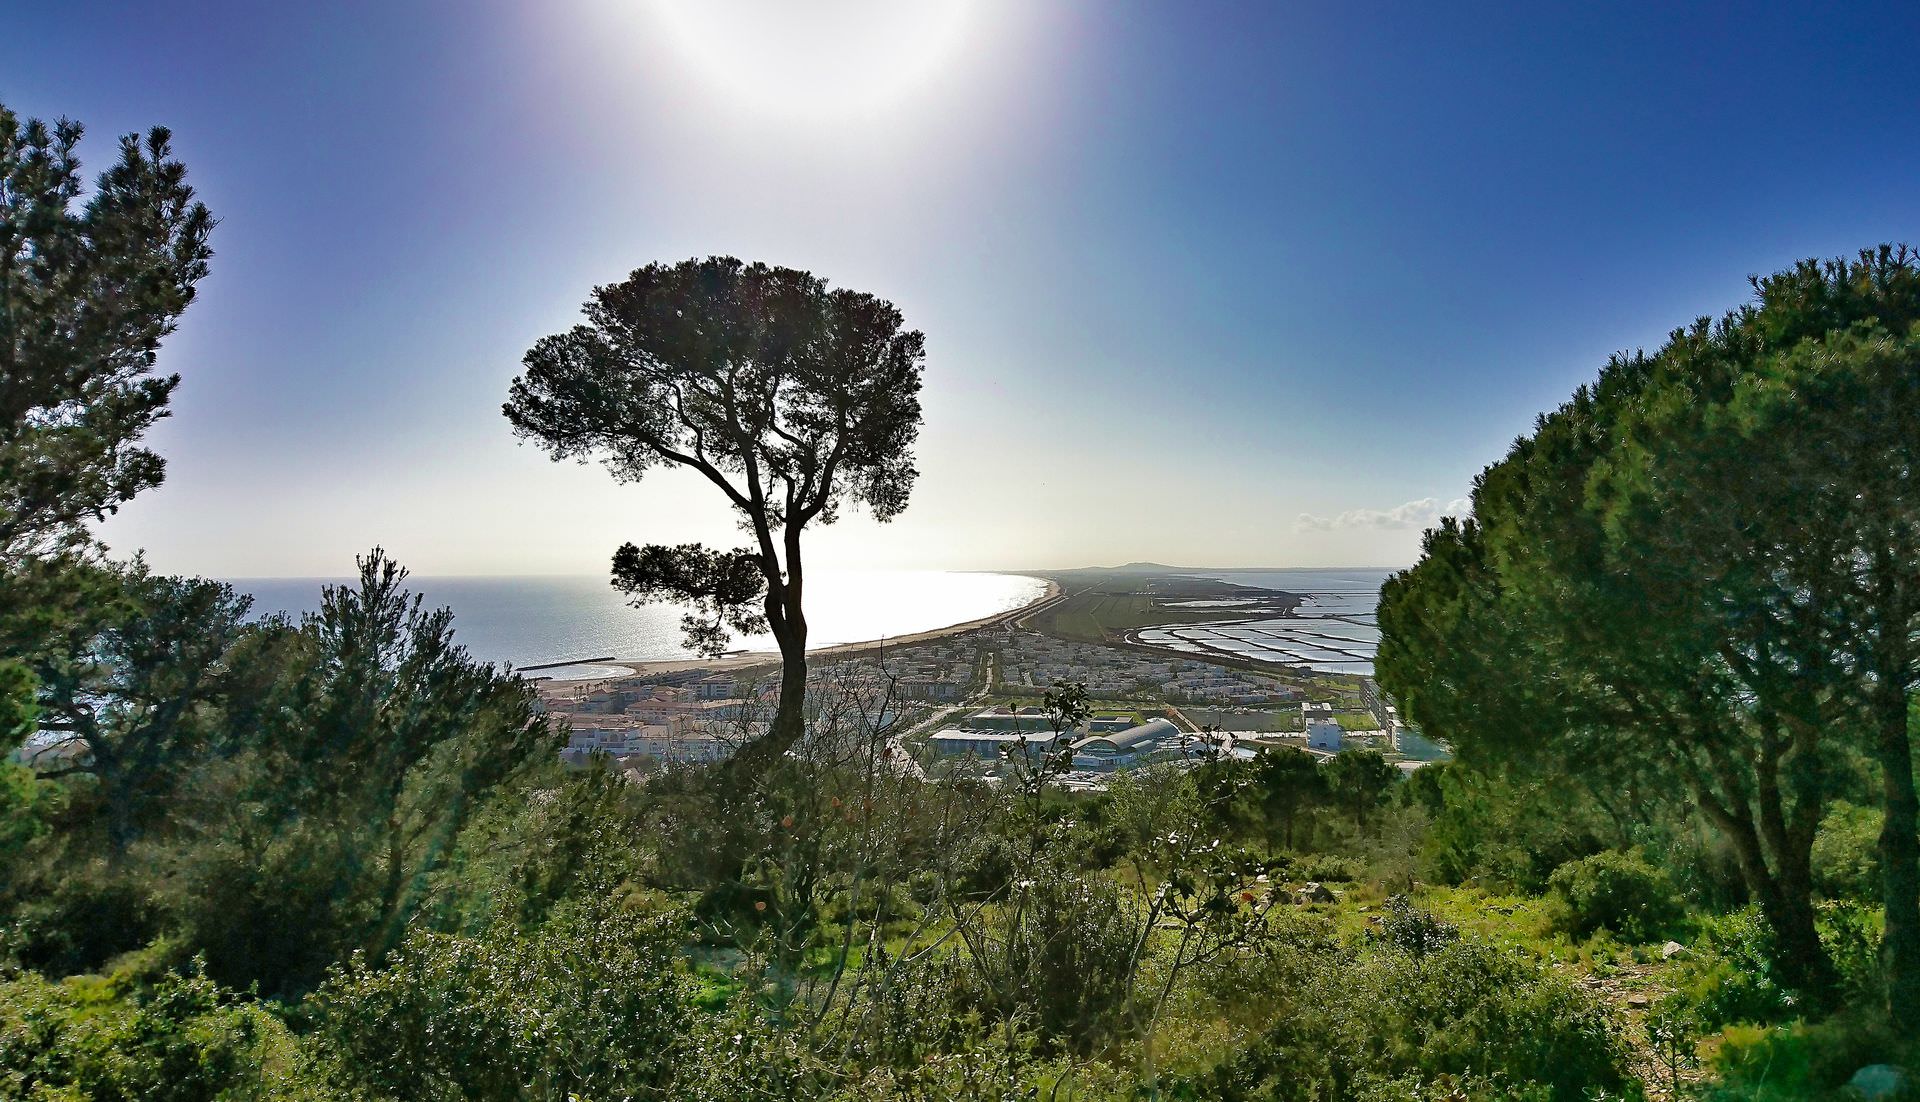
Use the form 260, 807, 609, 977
1306, 718, 1343, 752
926, 728, 1063, 761
1070, 718, 1183, 773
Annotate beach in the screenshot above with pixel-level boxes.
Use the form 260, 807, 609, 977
603, 577, 1063, 680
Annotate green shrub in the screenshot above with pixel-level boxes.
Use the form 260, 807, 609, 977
1818, 899, 1886, 1008
0, 959, 318, 1101
1700, 1011, 1920, 1101
1377, 894, 1460, 959
1668, 907, 1794, 1029
1289, 853, 1360, 883
4, 855, 163, 978
1546, 850, 1683, 942
1175, 924, 1633, 1101
954, 858, 1140, 1054
1810, 801, 1881, 901
311, 905, 694, 1100
1679, 901, 1888, 1026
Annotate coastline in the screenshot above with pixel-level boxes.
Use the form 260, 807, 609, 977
601, 577, 1063, 680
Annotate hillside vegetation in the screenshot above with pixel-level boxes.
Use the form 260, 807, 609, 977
3, 102, 1917, 1100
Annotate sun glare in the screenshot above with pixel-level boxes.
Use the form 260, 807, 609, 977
638, 0, 987, 123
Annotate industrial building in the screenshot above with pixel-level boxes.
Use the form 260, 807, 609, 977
926, 728, 1066, 761
1069, 718, 1183, 772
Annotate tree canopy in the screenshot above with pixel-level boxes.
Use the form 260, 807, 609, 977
1379, 245, 1920, 1024
504, 256, 927, 764
0, 106, 212, 559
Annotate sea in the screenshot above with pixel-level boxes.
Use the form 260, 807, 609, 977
231, 570, 1048, 680
1138, 567, 1395, 676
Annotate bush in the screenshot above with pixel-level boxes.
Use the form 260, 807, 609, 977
954, 857, 1140, 1054
1546, 850, 1683, 942
1174, 923, 1633, 1101
1175, 913, 1628, 1102
1810, 801, 1881, 901
0, 958, 318, 1102
1701, 1011, 1920, 1101
1667, 907, 1795, 1030
3, 854, 163, 978
1377, 895, 1460, 959
1287, 853, 1360, 883
1819, 899, 1886, 1008
311, 905, 694, 1100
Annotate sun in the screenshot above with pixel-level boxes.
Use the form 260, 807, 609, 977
637, 0, 989, 124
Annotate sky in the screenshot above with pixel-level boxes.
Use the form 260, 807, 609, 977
9, 1, 1920, 577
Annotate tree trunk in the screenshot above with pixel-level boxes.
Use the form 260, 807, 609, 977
1873, 684, 1919, 1030
90, 743, 137, 856
768, 630, 809, 757
1758, 868, 1834, 1003
1693, 772, 1835, 998
734, 561, 809, 778
1752, 740, 1838, 1006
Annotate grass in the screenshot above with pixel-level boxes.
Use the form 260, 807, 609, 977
1027, 588, 1238, 644
1028, 591, 1162, 642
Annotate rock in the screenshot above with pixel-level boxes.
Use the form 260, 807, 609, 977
1298, 882, 1336, 904
1661, 940, 1687, 960
1627, 993, 1651, 1009
1847, 1065, 1908, 1100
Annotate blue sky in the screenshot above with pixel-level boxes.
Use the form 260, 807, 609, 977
9, 1, 1918, 575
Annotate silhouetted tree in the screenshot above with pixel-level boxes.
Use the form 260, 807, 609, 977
504, 257, 925, 769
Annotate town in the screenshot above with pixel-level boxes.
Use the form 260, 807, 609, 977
536, 575, 1450, 790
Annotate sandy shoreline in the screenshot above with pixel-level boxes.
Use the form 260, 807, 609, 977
597, 577, 1063, 681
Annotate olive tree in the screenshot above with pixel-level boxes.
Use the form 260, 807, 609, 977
504, 257, 925, 768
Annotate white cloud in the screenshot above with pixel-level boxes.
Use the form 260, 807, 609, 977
1294, 497, 1471, 533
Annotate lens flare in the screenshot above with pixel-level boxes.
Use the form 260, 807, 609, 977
639, 0, 986, 123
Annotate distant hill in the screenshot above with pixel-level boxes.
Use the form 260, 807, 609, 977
1030, 563, 1400, 575
1035, 562, 1189, 575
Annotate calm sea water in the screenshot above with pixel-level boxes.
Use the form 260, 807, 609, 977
233, 570, 1046, 679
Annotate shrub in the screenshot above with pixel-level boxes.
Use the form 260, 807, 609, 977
954, 858, 1139, 1054
1377, 895, 1460, 959
1667, 907, 1794, 1029
1701, 1010, 1920, 1101
1819, 899, 1886, 1008
1546, 850, 1683, 942
311, 905, 694, 1100
1175, 929, 1633, 1101
0, 959, 316, 1102
4, 854, 163, 978
1289, 853, 1360, 883
1810, 801, 1881, 901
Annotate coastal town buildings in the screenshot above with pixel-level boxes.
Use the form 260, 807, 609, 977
1307, 718, 1344, 752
